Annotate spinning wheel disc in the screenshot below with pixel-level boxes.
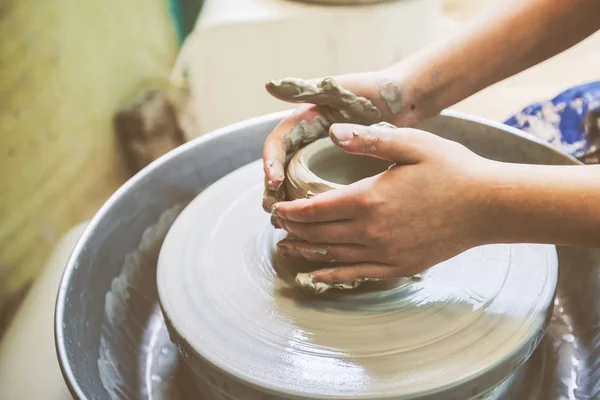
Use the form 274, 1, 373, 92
157, 160, 557, 399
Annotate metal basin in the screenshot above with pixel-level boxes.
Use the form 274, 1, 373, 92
55, 110, 600, 399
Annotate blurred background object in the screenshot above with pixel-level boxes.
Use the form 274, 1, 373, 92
113, 89, 186, 175
0, 0, 202, 334
0, 223, 87, 400
172, 0, 444, 139
505, 81, 600, 165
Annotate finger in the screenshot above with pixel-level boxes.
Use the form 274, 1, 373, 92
295, 264, 402, 294
266, 76, 381, 124
275, 218, 360, 244
265, 74, 384, 111
270, 215, 282, 229
274, 186, 361, 223
311, 263, 404, 283
329, 123, 431, 164
265, 77, 321, 103
277, 239, 371, 263
263, 73, 386, 196
262, 175, 286, 213
263, 105, 330, 189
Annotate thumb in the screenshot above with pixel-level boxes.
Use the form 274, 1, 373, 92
329, 122, 427, 164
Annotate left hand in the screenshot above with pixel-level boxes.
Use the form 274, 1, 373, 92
272, 123, 491, 287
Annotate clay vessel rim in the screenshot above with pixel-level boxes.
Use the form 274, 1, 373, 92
293, 138, 347, 189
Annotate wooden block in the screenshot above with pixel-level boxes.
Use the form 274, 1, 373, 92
114, 90, 186, 174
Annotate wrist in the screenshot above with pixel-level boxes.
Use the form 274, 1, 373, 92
463, 159, 515, 246
378, 54, 458, 127
372, 65, 436, 127
465, 160, 600, 247
453, 156, 502, 248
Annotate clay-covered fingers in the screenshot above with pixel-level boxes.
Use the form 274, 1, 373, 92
312, 263, 406, 283
277, 239, 370, 263
273, 186, 361, 223
262, 105, 330, 212
274, 219, 359, 244
265, 77, 322, 103
330, 123, 430, 164
295, 264, 405, 293
262, 105, 320, 187
263, 175, 286, 214
263, 74, 391, 214
266, 76, 381, 125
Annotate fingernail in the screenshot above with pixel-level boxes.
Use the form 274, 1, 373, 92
331, 124, 358, 144
265, 159, 284, 190
271, 203, 279, 216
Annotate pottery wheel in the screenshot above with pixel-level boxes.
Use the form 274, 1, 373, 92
157, 159, 558, 399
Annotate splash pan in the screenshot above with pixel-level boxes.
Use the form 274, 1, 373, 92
55, 110, 600, 399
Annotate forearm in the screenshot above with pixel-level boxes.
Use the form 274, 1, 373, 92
474, 162, 600, 248
385, 0, 600, 123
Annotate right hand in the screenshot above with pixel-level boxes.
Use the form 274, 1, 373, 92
261, 70, 422, 212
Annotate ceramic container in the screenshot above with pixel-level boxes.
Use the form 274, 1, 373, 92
285, 137, 393, 200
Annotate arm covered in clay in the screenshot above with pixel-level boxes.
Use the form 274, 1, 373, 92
263, 0, 600, 210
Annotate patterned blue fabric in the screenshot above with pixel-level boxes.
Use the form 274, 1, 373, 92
504, 81, 600, 164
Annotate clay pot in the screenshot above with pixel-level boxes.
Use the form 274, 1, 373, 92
285, 137, 393, 200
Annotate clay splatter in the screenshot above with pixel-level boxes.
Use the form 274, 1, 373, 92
377, 77, 403, 114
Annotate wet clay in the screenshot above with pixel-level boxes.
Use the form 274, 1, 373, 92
267, 77, 382, 126
157, 159, 558, 400
284, 122, 396, 200
295, 273, 376, 294
285, 124, 396, 293
377, 77, 403, 114
263, 77, 387, 210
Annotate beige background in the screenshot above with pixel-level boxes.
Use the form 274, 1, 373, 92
0, 0, 178, 326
